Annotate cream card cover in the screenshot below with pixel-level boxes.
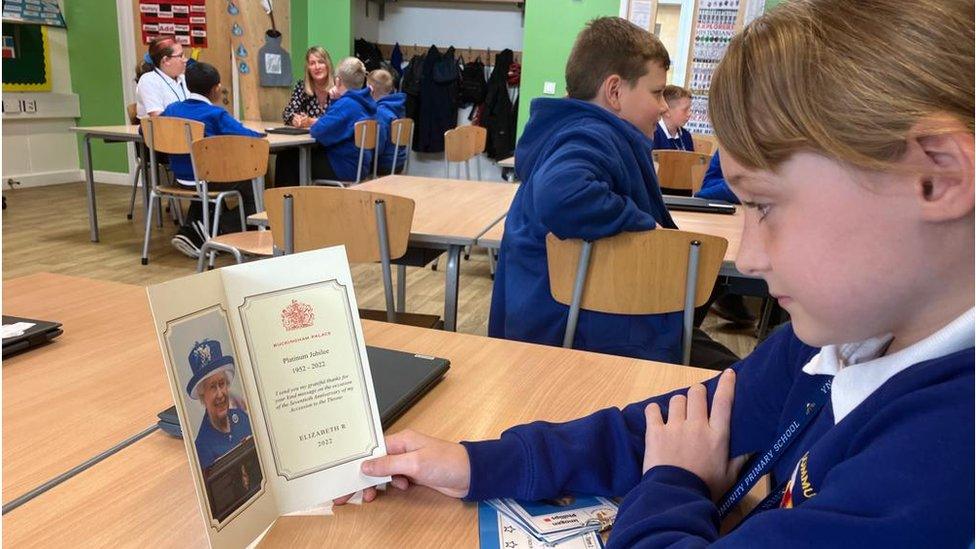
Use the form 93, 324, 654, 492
147, 247, 390, 548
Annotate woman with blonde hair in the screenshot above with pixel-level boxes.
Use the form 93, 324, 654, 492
281, 46, 335, 128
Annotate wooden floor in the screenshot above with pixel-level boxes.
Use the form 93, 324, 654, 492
2, 182, 759, 358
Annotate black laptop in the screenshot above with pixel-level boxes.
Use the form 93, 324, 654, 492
663, 195, 737, 215
2, 315, 63, 358
265, 126, 310, 136
158, 345, 449, 435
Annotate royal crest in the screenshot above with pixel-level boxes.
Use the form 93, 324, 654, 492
281, 300, 315, 331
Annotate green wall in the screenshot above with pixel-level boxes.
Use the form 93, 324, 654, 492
765, 0, 784, 9
64, 1, 127, 173
517, 0, 620, 136
291, 0, 352, 74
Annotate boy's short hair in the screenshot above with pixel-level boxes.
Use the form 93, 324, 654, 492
565, 17, 670, 101
185, 62, 220, 96
663, 85, 692, 105
336, 57, 367, 89
367, 69, 395, 95
710, 0, 974, 172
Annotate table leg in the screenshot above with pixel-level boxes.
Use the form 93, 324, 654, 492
299, 145, 311, 186
397, 263, 406, 313
83, 135, 99, 242
443, 245, 462, 331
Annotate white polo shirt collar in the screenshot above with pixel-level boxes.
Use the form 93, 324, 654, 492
801, 308, 975, 423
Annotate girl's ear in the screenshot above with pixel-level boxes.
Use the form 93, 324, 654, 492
911, 119, 974, 222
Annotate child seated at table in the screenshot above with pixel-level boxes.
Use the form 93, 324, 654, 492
652, 85, 694, 151
161, 62, 265, 258
488, 17, 738, 368
344, 1, 975, 545
368, 69, 408, 175
308, 57, 377, 182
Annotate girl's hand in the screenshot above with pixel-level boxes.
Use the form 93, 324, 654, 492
642, 369, 747, 500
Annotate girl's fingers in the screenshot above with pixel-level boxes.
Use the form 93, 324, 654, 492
710, 369, 737, 430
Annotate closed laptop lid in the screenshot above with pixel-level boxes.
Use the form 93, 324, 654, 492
663, 195, 736, 215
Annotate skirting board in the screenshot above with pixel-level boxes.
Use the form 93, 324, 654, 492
2, 170, 134, 190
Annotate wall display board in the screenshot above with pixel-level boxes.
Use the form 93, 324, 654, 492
686, 0, 739, 134
2, 0, 65, 28
138, 0, 208, 47
2, 22, 50, 91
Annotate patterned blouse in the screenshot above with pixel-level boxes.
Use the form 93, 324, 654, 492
281, 80, 331, 125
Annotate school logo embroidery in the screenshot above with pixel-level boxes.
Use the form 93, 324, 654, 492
280, 300, 314, 331
780, 452, 816, 509
232, 412, 239, 424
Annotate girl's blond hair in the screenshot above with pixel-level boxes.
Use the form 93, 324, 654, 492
710, 0, 974, 172
303, 46, 334, 97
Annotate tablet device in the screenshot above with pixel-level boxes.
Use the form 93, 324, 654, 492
2, 315, 63, 358
663, 195, 737, 215
265, 126, 311, 135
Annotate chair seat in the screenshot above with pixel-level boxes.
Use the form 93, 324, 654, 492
157, 185, 235, 199
358, 309, 443, 329
209, 230, 274, 256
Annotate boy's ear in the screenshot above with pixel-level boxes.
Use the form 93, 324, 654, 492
912, 122, 974, 222
602, 74, 623, 112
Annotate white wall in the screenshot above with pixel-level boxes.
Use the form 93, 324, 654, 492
2, 27, 84, 188
353, 0, 521, 181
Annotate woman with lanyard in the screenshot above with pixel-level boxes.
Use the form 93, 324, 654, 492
652, 84, 695, 152
135, 37, 190, 118
275, 46, 339, 184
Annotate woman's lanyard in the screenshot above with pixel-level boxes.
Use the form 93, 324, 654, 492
716, 376, 833, 519
155, 69, 186, 102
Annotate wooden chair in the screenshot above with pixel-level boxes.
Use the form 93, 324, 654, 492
377, 117, 414, 177
266, 186, 442, 328
193, 135, 272, 270
316, 119, 378, 187
692, 133, 716, 155
444, 125, 487, 180
652, 150, 711, 195
124, 103, 146, 221
140, 116, 247, 265
546, 229, 727, 365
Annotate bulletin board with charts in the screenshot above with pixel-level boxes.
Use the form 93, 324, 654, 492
138, 0, 208, 48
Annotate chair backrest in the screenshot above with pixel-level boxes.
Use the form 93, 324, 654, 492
444, 125, 487, 162
126, 103, 138, 125
191, 135, 270, 183
355, 119, 379, 151
691, 134, 716, 155
264, 186, 414, 263
546, 229, 727, 315
390, 118, 414, 146
140, 116, 204, 155
652, 150, 711, 193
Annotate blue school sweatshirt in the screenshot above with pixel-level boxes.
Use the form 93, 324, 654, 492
694, 151, 739, 203
375, 92, 408, 173
652, 123, 695, 152
488, 98, 681, 362
461, 324, 975, 547
310, 87, 377, 181
160, 97, 265, 181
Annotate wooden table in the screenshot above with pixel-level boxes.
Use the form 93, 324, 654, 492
2, 274, 714, 547
354, 176, 519, 331
69, 121, 315, 243
497, 156, 515, 169
1, 274, 173, 503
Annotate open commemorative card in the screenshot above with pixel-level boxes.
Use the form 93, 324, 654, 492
486, 496, 617, 545
147, 247, 391, 548
479, 502, 605, 548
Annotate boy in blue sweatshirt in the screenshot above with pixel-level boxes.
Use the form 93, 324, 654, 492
161, 62, 265, 258
368, 69, 408, 175
488, 17, 737, 368
651, 84, 695, 152
308, 57, 376, 182
341, 3, 975, 546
